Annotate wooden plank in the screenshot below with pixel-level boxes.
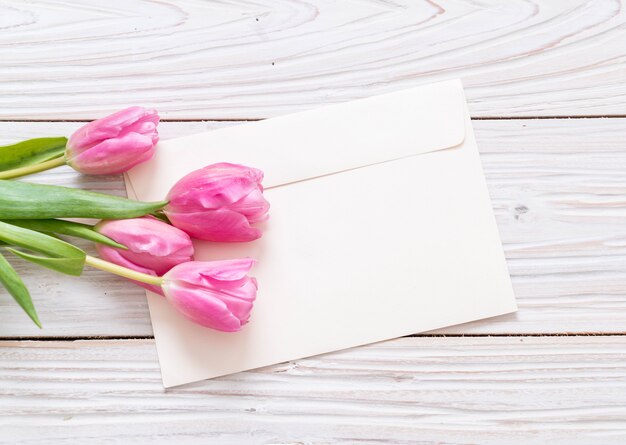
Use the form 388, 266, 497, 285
1, 0, 626, 119
437, 116, 626, 334
0, 118, 625, 337
1, 336, 626, 444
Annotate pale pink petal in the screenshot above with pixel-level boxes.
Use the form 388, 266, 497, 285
95, 217, 194, 276
165, 162, 267, 242
229, 188, 270, 223
97, 217, 192, 257
96, 244, 163, 295
163, 281, 244, 331
166, 208, 262, 242
165, 259, 255, 284
167, 176, 259, 211
211, 277, 258, 303
215, 292, 254, 322
162, 259, 258, 331
68, 132, 156, 175
68, 107, 153, 152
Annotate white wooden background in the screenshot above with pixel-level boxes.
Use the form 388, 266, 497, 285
1, 0, 626, 443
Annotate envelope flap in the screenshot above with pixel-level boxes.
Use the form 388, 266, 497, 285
127, 79, 466, 200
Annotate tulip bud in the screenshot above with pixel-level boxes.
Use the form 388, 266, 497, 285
95, 217, 193, 294
164, 163, 270, 242
162, 258, 257, 332
66, 106, 159, 175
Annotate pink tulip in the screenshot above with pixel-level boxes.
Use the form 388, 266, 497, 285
164, 163, 270, 242
66, 106, 159, 175
162, 258, 257, 332
95, 217, 194, 294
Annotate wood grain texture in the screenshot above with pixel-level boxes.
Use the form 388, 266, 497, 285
440, 117, 626, 334
2, 2, 624, 440
1, 336, 626, 444
1, 118, 626, 337
1, 0, 626, 119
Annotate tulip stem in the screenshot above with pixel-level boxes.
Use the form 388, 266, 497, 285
0, 155, 67, 179
84, 255, 163, 286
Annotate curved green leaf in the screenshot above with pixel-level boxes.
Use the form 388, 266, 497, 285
150, 211, 170, 224
6, 248, 84, 276
0, 221, 85, 276
0, 137, 67, 171
5, 219, 126, 249
0, 180, 167, 220
0, 252, 41, 327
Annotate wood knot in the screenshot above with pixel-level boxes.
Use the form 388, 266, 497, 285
514, 205, 529, 220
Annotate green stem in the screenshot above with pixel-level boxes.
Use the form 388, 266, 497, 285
0, 155, 67, 179
84, 255, 163, 286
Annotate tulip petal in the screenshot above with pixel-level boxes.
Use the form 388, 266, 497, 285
162, 259, 257, 331
168, 176, 259, 211
165, 162, 268, 243
68, 132, 156, 175
212, 277, 258, 304
166, 208, 262, 242
96, 244, 163, 294
229, 189, 270, 223
95, 217, 194, 276
68, 107, 155, 153
210, 163, 264, 184
213, 287, 255, 321
166, 259, 255, 285
164, 281, 245, 331
119, 118, 159, 145
97, 217, 193, 257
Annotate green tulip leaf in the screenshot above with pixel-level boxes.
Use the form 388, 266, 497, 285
0, 180, 167, 220
6, 248, 84, 276
0, 221, 86, 276
0, 252, 41, 328
6, 219, 126, 249
0, 137, 67, 172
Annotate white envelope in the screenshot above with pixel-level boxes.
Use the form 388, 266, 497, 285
125, 79, 517, 388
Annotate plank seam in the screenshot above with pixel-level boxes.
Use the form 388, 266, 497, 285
2, 333, 626, 341
1, 116, 626, 123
